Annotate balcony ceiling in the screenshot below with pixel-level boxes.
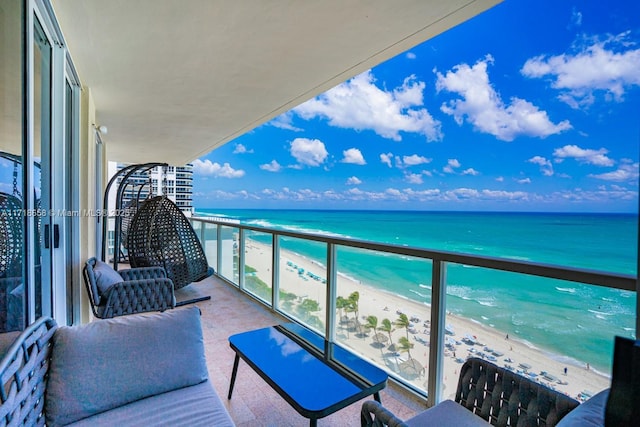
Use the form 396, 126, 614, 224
51, 0, 501, 165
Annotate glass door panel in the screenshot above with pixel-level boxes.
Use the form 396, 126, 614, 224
33, 17, 52, 319
0, 0, 25, 332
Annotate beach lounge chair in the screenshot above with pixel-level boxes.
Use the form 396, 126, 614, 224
361, 357, 580, 426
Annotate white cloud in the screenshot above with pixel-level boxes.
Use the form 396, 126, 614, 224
436, 55, 572, 141
290, 138, 328, 167
268, 112, 303, 131
462, 168, 480, 176
422, 170, 433, 177
192, 159, 245, 178
528, 156, 554, 176
402, 154, 432, 166
404, 173, 423, 184
341, 148, 366, 165
294, 70, 442, 141
553, 144, 615, 166
517, 178, 532, 184
380, 153, 393, 168
443, 158, 461, 174
496, 176, 504, 182
589, 162, 639, 182
260, 160, 282, 172
346, 176, 362, 185
521, 32, 640, 108
233, 144, 253, 154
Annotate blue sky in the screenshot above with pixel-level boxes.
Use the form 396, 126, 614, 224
192, 0, 640, 212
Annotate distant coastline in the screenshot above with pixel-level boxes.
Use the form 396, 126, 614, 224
195, 208, 637, 373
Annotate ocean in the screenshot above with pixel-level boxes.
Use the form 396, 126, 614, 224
196, 209, 637, 372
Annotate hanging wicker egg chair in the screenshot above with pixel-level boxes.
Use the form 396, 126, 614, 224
126, 196, 210, 289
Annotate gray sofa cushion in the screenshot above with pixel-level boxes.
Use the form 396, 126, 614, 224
66, 381, 235, 427
556, 389, 609, 427
46, 307, 208, 426
93, 260, 123, 294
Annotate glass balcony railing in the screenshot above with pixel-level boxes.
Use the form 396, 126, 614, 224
190, 216, 636, 405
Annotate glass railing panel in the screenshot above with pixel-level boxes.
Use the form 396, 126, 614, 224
201, 222, 219, 272
243, 230, 273, 304
334, 245, 432, 394
277, 236, 327, 334
191, 219, 202, 242
219, 225, 239, 285
442, 264, 631, 401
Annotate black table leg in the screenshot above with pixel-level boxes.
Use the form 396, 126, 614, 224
228, 353, 240, 399
310, 418, 317, 427
374, 392, 381, 403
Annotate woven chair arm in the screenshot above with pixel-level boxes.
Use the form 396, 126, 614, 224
118, 266, 167, 281
0, 317, 57, 426
100, 278, 175, 318
361, 400, 408, 427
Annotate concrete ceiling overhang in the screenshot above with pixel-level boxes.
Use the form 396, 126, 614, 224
51, 0, 501, 165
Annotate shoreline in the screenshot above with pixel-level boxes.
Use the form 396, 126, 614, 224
241, 237, 610, 400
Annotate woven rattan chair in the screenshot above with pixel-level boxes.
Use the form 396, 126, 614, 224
0, 316, 55, 426
83, 257, 175, 319
361, 357, 580, 426
126, 196, 212, 290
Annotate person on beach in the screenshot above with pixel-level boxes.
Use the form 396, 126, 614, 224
564, 367, 567, 375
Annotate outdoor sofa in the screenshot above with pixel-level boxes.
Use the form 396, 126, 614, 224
0, 306, 234, 426
361, 356, 611, 426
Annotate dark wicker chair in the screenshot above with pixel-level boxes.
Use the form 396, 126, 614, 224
0, 316, 56, 426
126, 196, 212, 290
361, 357, 580, 426
83, 257, 175, 319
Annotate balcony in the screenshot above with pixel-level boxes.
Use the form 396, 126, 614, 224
188, 215, 635, 410
190, 273, 425, 425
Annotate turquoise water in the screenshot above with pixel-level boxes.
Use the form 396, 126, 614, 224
197, 209, 637, 372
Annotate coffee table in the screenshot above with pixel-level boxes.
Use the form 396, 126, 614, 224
228, 323, 388, 426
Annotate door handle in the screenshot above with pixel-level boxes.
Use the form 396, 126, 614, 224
53, 224, 60, 248
44, 224, 50, 249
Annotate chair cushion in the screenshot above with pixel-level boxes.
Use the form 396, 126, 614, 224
45, 307, 208, 426
556, 389, 608, 427
406, 400, 489, 427
92, 260, 123, 295
65, 381, 234, 427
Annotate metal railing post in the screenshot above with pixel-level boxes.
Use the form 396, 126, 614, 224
427, 259, 447, 406
325, 243, 337, 357
238, 228, 245, 289
272, 234, 280, 310
216, 224, 222, 277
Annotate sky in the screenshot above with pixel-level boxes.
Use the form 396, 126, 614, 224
192, 0, 640, 212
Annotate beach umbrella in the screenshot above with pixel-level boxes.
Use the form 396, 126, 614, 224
388, 343, 399, 352
373, 333, 389, 344
399, 358, 424, 378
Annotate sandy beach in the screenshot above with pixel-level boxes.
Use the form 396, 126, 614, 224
243, 238, 609, 401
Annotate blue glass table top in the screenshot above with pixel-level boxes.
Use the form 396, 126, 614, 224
228, 323, 388, 421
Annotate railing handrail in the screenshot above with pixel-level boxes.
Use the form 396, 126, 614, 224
191, 216, 636, 292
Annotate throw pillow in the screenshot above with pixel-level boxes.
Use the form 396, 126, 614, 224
93, 260, 122, 295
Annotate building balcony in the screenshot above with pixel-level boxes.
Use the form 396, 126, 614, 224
185, 215, 634, 415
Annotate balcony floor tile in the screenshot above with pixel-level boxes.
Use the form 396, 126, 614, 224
183, 275, 427, 426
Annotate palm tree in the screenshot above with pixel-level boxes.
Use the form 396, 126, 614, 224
365, 315, 379, 340
336, 296, 348, 322
299, 298, 321, 320
348, 291, 360, 321
395, 313, 410, 340
398, 336, 414, 360
379, 318, 395, 349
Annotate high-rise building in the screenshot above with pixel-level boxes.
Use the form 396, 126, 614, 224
107, 162, 194, 217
